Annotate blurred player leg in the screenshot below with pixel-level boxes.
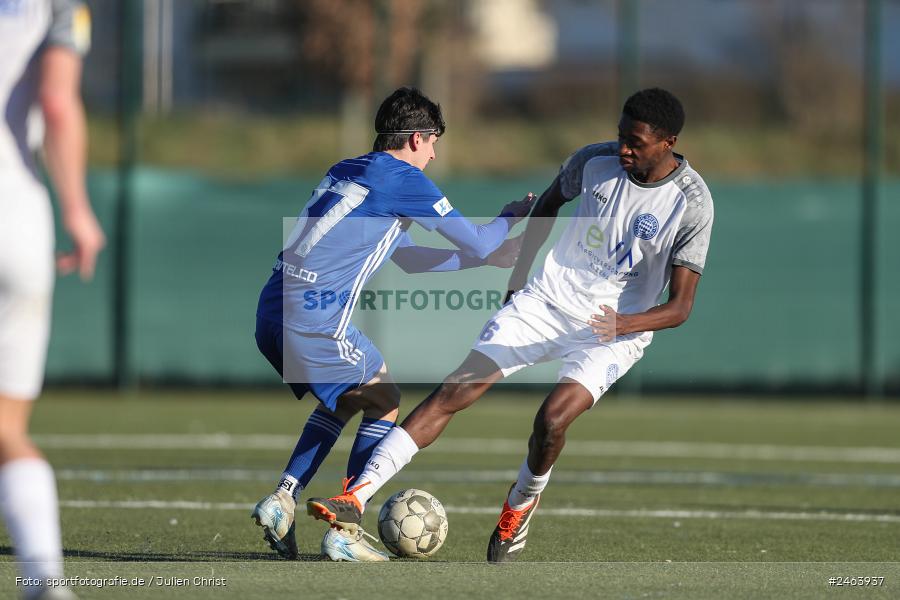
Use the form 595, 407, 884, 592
0, 399, 64, 598
0, 187, 64, 597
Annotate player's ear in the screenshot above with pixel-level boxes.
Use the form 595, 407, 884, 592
409, 132, 420, 152
665, 134, 677, 149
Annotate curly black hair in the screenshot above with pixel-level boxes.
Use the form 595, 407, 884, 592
622, 88, 685, 137
373, 87, 446, 152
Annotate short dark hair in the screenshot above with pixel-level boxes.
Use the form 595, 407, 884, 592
622, 88, 685, 137
373, 87, 446, 152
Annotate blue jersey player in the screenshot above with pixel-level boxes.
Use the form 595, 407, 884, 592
252, 87, 534, 561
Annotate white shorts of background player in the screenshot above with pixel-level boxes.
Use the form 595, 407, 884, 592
0, 177, 55, 400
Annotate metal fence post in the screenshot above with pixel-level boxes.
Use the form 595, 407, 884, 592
617, 0, 639, 108
114, 0, 142, 388
861, 0, 883, 398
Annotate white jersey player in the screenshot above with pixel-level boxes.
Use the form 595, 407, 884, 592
1, 1, 104, 597
306, 89, 713, 563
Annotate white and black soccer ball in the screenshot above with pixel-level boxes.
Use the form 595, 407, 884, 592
377, 488, 448, 558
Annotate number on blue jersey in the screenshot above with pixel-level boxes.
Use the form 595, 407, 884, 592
285, 177, 370, 257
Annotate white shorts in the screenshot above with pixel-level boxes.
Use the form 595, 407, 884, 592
472, 289, 650, 402
0, 177, 55, 400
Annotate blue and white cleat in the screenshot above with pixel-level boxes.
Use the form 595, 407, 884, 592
252, 490, 298, 559
321, 525, 389, 562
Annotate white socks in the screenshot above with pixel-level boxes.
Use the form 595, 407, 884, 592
507, 460, 552, 510
276, 474, 301, 500
354, 427, 419, 507
0, 458, 63, 592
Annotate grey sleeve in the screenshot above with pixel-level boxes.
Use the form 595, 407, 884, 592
558, 142, 618, 200
672, 179, 714, 274
47, 0, 91, 55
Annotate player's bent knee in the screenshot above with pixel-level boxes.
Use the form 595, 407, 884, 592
381, 383, 401, 410
442, 368, 474, 386
361, 383, 401, 414
443, 351, 501, 386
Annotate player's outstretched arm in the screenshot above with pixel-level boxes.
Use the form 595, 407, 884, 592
432, 193, 534, 260
41, 46, 105, 280
589, 266, 701, 341
391, 232, 524, 273
505, 176, 569, 301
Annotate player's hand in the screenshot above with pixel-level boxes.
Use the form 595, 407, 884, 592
589, 304, 622, 342
500, 192, 536, 226
485, 234, 523, 268
58, 206, 106, 281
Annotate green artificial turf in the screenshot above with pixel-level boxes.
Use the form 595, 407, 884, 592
0, 389, 897, 598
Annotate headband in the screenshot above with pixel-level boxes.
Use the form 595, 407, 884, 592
375, 129, 439, 135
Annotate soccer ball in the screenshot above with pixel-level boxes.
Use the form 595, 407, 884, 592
377, 488, 448, 558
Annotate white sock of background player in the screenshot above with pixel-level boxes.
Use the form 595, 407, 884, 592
353, 426, 419, 507
0, 458, 64, 594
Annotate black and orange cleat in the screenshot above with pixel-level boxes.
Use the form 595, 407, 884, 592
486, 491, 540, 563
306, 477, 369, 533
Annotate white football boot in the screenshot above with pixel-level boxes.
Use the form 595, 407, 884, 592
321, 526, 389, 562
251, 490, 298, 559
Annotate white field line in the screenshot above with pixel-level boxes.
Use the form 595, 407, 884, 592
32, 434, 900, 464
53, 468, 900, 488
57, 499, 900, 524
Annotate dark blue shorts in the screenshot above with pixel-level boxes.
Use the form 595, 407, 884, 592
255, 315, 384, 410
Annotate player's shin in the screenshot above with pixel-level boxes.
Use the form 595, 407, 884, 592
353, 426, 419, 507
346, 417, 395, 481
279, 410, 345, 497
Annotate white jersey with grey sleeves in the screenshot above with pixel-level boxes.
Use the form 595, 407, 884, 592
527, 141, 714, 330
0, 0, 90, 183
0, 0, 90, 400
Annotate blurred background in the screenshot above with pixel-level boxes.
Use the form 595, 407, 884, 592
48, 0, 899, 395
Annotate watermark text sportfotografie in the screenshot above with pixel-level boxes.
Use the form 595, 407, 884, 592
17, 576, 227, 589
299, 288, 505, 312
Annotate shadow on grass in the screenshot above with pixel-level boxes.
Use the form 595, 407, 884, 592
0, 546, 324, 563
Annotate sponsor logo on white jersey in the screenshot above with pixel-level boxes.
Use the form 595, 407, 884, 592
591, 184, 609, 204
